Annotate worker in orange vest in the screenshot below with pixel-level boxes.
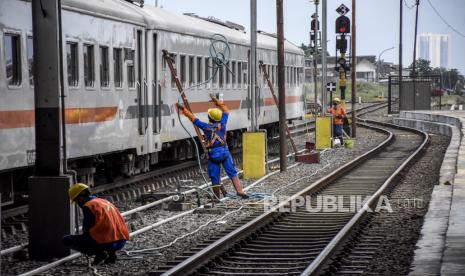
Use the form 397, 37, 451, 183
178, 94, 248, 201
327, 97, 347, 145
63, 183, 129, 265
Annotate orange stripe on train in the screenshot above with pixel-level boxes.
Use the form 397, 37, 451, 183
0, 107, 118, 129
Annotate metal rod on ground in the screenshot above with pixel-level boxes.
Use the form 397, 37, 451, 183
162, 50, 208, 154
351, 0, 357, 138
399, 0, 403, 104
277, 0, 287, 172
259, 62, 298, 155
321, 0, 328, 114
250, 0, 258, 131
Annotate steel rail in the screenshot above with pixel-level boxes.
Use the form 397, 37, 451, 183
301, 119, 429, 275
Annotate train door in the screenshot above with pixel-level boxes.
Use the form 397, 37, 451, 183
137, 29, 147, 136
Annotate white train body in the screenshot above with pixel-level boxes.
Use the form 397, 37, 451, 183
0, 0, 305, 203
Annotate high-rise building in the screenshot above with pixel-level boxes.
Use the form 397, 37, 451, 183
417, 33, 451, 68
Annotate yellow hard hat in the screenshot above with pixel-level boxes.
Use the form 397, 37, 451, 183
208, 108, 223, 122
333, 97, 341, 103
68, 183, 89, 202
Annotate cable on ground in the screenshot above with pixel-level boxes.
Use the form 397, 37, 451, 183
120, 206, 245, 259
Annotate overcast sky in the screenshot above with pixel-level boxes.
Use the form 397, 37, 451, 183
148, 0, 465, 74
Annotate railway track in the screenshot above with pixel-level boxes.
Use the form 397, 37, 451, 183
152, 118, 427, 275
1, 102, 386, 259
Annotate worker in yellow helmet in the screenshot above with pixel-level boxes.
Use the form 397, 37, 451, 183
327, 97, 347, 145
178, 94, 248, 201
63, 183, 129, 265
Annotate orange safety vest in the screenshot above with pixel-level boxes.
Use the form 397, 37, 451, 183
84, 198, 130, 244
328, 106, 346, 125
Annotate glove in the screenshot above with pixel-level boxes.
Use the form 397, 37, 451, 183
177, 103, 196, 122
210, 93, 229, 113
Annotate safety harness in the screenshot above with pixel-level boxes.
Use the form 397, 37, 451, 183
206, 123, 227, 150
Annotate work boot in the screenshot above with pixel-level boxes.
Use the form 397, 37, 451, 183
92, 252, 108, 266
231, 176, 248, 199
220, 185, 228, 197
104, 251, 117, 264
210, 185, 221, 202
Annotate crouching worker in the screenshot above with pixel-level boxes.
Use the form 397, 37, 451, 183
327, 97, 346, 146
178, 94, 248, 200
63, 183, 129, 265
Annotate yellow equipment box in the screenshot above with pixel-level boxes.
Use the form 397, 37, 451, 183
316, 116, 332, 149
243, 132, 267, 179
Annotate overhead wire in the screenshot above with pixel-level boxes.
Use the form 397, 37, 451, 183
426, 0, 465, 38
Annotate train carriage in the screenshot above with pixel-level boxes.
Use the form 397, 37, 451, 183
0, 0, 305, 206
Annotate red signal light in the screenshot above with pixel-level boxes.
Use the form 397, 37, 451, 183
339, 27, 346, 33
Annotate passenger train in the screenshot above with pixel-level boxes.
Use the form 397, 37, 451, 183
0, 0, 305, 206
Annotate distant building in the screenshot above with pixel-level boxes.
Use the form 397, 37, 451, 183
417, 33, 451, 68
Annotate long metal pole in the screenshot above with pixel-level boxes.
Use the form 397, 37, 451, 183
250, 0, 258, 131
277, 0, 287, 172
412, 0, 420, 110
351, 0, 357, 137
399, 0, 403, 100
321, 0, 328, 114
313, 1, 319, 107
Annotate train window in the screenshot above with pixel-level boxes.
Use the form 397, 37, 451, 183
294, 67, 297, 86
212, 60, 218, 88
225, 63, 230, 87
83, 44, 95, 87
237, 62, 242, 88
180, 55, 186, 87
99, 46, 109, 87
231, 61, 236, 88
167, 53, 177, 88
189, 56, 194, 86
27, 36, 34, 86
219, 65, 224, 88
4, 34, 22, 86
197, 57, 202, 84
205, 57, 211, 87
66, 42, 79, 87
113, 48, 123, 88
242, 62, 248, 88
125, 48, 135, 88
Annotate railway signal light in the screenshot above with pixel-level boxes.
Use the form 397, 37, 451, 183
335, 15, 350, 34
311, 19, 320, 31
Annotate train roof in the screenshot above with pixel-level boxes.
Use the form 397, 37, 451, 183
62, 0, 303, 56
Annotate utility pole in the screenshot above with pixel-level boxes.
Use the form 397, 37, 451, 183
155, 0, 158, 7
412, 0, 420, 110
29, 0, 74, 260
321, 0, 328, 114
399, 0, 403, 100
312, 1, 320, 107
277, 0, 287, 172
351, 0, 357, 137
250, 0, 258, 131
412, 0, 420, 76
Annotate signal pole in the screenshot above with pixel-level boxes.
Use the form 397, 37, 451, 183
321, 0, 328, 114
399, 0, 403, 99
277, 0, 287, 172
351, 0, 357, 137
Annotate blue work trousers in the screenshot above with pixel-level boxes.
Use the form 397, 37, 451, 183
208, 147, 237, 184
333, 124, 344, 145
